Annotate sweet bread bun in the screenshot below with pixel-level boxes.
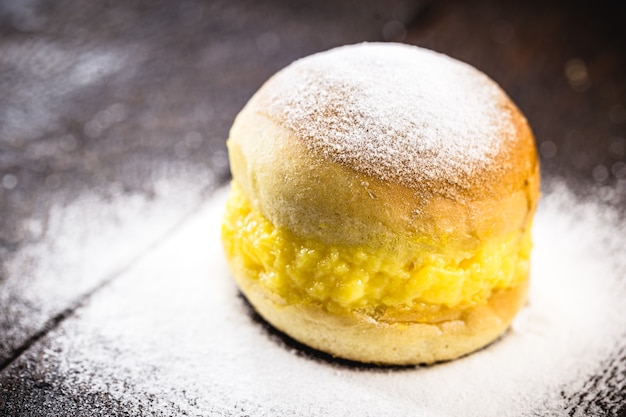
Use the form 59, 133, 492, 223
222, 42, 539, 365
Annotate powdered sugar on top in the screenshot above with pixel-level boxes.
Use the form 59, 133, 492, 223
264, 43, 515, 190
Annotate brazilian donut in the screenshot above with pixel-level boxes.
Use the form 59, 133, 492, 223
221, 43, 540, 365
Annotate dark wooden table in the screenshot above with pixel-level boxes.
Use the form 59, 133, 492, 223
1, 0, 624, 415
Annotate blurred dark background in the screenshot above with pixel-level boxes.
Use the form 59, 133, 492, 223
0, 0, 625, 415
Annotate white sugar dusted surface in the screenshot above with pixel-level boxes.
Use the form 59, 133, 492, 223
0, 162, 216, 364
265, 43, 515, 189
19, 182, 625, 416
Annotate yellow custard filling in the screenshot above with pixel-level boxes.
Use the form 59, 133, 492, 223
222, 182, 531, 316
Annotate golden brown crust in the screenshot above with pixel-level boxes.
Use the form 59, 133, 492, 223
228, 108, 539, 246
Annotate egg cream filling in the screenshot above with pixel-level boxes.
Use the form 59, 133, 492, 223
222, 182, 532, 319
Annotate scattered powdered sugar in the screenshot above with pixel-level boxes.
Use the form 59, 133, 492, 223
264, 43, 515, 190
0, 162, 215, 365
14, 181, 625, 416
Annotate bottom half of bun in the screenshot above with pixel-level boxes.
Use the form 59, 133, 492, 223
229, 261, 528, 365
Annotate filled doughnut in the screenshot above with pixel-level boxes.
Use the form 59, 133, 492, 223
221, 42, 540, 365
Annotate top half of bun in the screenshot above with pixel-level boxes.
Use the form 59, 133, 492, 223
227, 43, 540, 248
